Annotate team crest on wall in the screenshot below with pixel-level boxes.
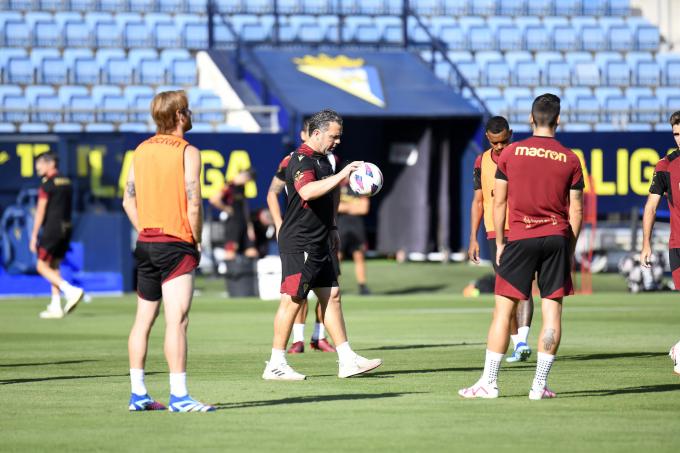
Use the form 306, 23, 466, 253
293, 54, 386, 108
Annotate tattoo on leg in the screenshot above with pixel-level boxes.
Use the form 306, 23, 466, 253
126, 182, 136, 197
543, 328, 556, 351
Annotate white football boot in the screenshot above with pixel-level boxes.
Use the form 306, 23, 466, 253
262, 361, 306, 381
458, 380, 499, 399
338, 355, 382, 378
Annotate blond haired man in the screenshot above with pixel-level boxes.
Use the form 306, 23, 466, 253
123, 91, 214, 412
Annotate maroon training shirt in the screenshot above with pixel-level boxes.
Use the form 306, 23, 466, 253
649, 149, 680, 248
495, 135, 584, 241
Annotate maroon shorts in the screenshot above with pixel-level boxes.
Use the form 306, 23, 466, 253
134, 241, 199, 301
495, 235, 573, 300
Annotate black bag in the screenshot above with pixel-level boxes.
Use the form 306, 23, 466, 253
225, 256, 258, 297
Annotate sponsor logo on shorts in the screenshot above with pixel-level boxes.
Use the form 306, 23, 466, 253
515, 146, 567, 162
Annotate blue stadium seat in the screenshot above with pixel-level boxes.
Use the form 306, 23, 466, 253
552, 25, 578, 51
484, 61, 510, 87
627, 123, 653, 131
184, 22, 209, 49
214, 24, 237, 45
604, 60, 630, 87
504, 50, 532, 67
337, 0, 356, 14
63, 48, 94, 68
161, 48, 191, 65
131, 94, 153, 122
58, 85, 88, 105
194, 94, 225, 123
581, 25, 606, 52
512, 96, 533, 123
301, 0, 332, 14
54, 12, 82, 28
34, 20, 62, 48
84, 12, 113, 29
565, 51, 592, 66
92, 85, 121, 104
19, 123, 50, 133
583, 0, 607, 16
446, 51, 473, 63
31, 48, 60, 66
100, 95, 128, 123
626, 51, 653, 70
468, 25, 494, 51
119, 122, 151, 132
545, 61, 571, 87
3, 95, 30, 123
534, 51, 562, 68
354, 24, 380, 43
498, 0, 524, 16
475, 51, 503, 68
138, 58, 167, 84
95, 49, 125, 67
85, 123, 116, 132
158, 0, 184, 13
129, 48, 159, 67
526, 0, 552, 15
129, 0, 156, 13
497, 25, 522, 52
636, 25, 660, 51
104, 58, 133, 85
574, 96, 599, 123
635, 61, 660, 87
413, 0, 440, 16
609, 0, 630, 16
186, 0, 208, 14
53, 122, 83, 132
593, 122, 620, 132
69, 0, 97, 12
635, 95, 661, 123
533, 86, 562, 98
471, 0, 497, 16
573, 62, 600, 86
65, 21, 93, 48
439, 25, 465, 50
4, 20, 31, 48
7, 57, 34, 84
382, 25, 403, 45
96, 22, 123, 48
125, 22, 152, 48
152, 22, 182, 49
25, 85, 54, 104
99, 0, 127, 12
34, 94, 62, 123
170, 58, 197, 85
189, 122, 214, 133
524, 25, 550, 52
442, 0, 467, 16
434, 61, 450, 82
8, 0, 35, 10
72, 57, 100, 85
608, 25, 634, 51
124, 85, 154, 103
215, 124, 246, 133
456, 61, 480, 86
563, 123, 592, 132
662, 59, 680, 86
0, 86, 23, 104
514, 61, 540, 87
39, 57, 68, 85
554, 0, 582, 16
242, 23, 269, 42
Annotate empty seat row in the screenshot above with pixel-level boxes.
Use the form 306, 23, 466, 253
0, 121, 244, 133
3, 0, 631, 18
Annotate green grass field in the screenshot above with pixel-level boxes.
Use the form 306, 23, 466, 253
1, 261, 679, 452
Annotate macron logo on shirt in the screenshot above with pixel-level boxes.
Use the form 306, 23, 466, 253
514, 146, 567, 163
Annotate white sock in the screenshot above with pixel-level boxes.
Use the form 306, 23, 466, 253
130, 368, 147, 396
311, 323, 325, 341
336, 341, 356, 363
58, 280, 75, 294
517, 326, 530, 344
510, 334, 520, 349
270, 348, 286, 365
482, 350, 504, 386
49, 294, 61, 309
169, 372, 188, 397
532, 352, 555, 390
292, 324, 305, 343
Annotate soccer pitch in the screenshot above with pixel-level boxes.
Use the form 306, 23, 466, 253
1, 261, 679, 452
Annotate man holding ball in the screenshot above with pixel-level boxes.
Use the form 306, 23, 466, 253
263, 109, 382, 380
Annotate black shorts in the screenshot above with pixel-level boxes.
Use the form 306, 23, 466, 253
495, 235, 572, 300
37, 229, 71, 262
134, 241, 200, 301
669, 248, 680, 289
487, 237, 506, 272
224, 219, 255, 253
280, 252, 339, 299
338, 215, 366, 256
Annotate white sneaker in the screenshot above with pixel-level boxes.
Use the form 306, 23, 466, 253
529, 385, 557, 400
338, 355, 382, 378
63, 287, 85, 315
39, 305, 64, 319
262, 361, 306, 381
670, 342, 680, 375
458, 380, 499, 399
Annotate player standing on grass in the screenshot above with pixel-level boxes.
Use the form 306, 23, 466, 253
267, 119, 336, 354
30, 152, 85, 319
641, 110, 680, 375
122, 90, 214, 412
468, 116, 534, 362
263, 109, 382, 380
459, 94, 584, 400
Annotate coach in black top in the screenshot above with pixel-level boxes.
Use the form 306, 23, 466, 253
29, 151, 84, 319
263, 109, 382, 381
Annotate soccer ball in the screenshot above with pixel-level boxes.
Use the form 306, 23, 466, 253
349, 162, 383, 196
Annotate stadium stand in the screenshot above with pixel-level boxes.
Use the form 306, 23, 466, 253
0, 0, 677, 132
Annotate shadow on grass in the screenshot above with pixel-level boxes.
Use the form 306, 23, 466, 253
379, 285, 449, 295
362, 342, 484, 352
366, 366, 485, 377
560, 352, 668, 361
1, 371, 162, 385
214, 392, 423, 410
560, 383, 680, 398
0, 360, 98, 368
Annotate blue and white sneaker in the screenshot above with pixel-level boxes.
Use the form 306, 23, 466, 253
506, 342, 532, 363
128, 393, 166, 411
168, 395, 216, 412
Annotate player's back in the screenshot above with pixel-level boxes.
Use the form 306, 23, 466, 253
134, 134, 193, 243
497, 135, 583, 241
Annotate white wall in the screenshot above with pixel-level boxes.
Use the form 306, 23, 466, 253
631, 0, 680, 50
